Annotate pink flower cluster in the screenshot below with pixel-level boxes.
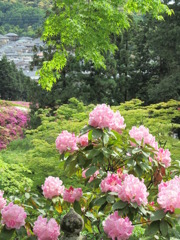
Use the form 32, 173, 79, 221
33, 216, 60, 240
118, 174, 149, 206
77, 133, 89, 147
0, 105, 28, 150
42, 176, 64, 199
0, 190, 6, 210
155, 148, 171, 168
100, 172, 122, 193
1, 202, 27, 229
89, 104, 126, 133
129, 125, 158, 150
55, 130, 78, 154
157, 176, 180, 212
63, 186, 83, 203
82, 168, 99, 182
103, 211, 134, 240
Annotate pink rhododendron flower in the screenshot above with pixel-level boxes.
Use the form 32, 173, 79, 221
129, 125, 158, 150
78, 133, 89, 147
110, 111, 126, 134
157, 176, 180, 212
63, 186, 82, 203
42, 176, 64, 199
100, 172, 122, 193
1, 202, 27, 229
82, 168, 99, 182
103, 211, 134, 240
33, 216, 60, 240
0, 190, 6, 210
155, 148, 171, 168
118, 174, 149, 206
55, 130, 78, 154
89, 104, 125, 133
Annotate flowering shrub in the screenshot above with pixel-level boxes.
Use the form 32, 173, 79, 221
0, 191, 6, 211
33, 216, 60, 240
42, 176, 64, 199
0, 103, 179, 239
1, 202, 27, 229
103, 211, 134, 240
0, 105, 28, 150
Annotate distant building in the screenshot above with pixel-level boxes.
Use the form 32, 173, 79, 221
0, 35, 9, 46
5, 33, 19, 41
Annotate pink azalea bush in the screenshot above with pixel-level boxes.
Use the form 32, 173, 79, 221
103, 211, 134, 240
33, 216, 60, 240
55, 130, 78, 154
155, 148, 171, 168
157, 176, 180, 212
100, 172, 122, 193
0, 106, 28, 150
1, 202, 27, 229
42, 176, 64, 199
63, 186, 83, 203
129, 125, 158, 150
89, 104, 126, 133
118, 174, 149, 206
0, 190, 6, 210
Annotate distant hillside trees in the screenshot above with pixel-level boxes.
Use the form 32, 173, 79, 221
0, 56, 36, 101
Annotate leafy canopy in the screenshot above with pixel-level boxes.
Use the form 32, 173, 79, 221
39, 0, 172, 90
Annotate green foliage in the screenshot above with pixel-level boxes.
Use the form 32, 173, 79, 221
39, 0, 172, 90
0, 1, 46, 37
0, 56, 36, 101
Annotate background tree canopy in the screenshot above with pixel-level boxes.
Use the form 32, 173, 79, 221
38, 0, 172, 90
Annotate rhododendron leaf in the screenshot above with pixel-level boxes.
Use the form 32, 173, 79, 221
106, 195, 115, 204
132, 148, 142, 154
150, 210, 166, 221
145, 221, 160, 236
92, 129, 103, 139
127, 159, 136, 167
87, 149, 101, 159
85, 166, 98, 177
80, 125, 94, 135
94, 196, 107, 206
112, 200, 128, 210
160, 220, 168, 236
0, 228, 15, 239
64, 155, 75, 169
130, 202, 138, 209
103, 132, 109, 145
135, 165, 143, 177
85, 212, 97, 221
138, 206, 147, 215
73, 200, 81, 215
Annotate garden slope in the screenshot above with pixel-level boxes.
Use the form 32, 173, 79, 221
0, 98, 179, 195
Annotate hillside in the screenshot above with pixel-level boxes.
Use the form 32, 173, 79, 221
0, 0, 53, 37
0, 98, 179, 195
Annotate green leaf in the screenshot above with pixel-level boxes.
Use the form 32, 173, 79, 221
25, 192, 30, 199
132, 148, 142, 154
145, 221, 160, 236
85, 166, 98, 177
150, 210, 166, 221
94, 196, 107, 206
135, 165, 143, 176
85, 212, 97, 221
138, 205, 147, 215
160, 220, 168, 237
92, 129, 103, 139
64, 155, 75, 169
73, 200, 81, 215
112, 200, 127, 210
80, 125, 94, 135
0, 228, 15, 240
87, 149, 100, 159
103, 132, 109, 145
106, 195, 115, 204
